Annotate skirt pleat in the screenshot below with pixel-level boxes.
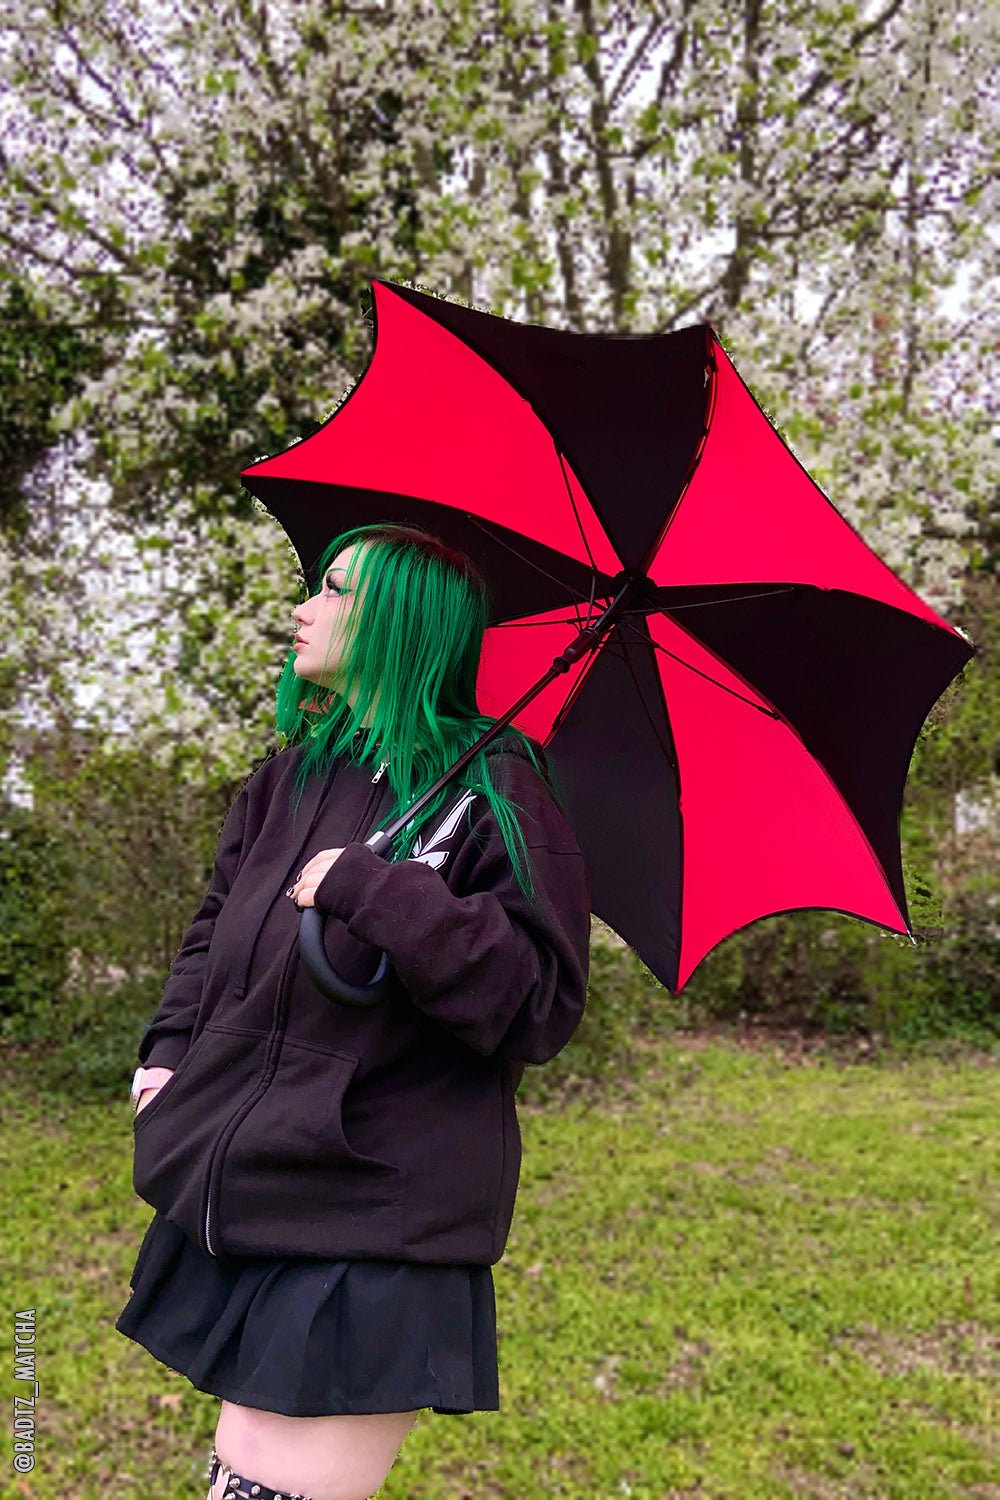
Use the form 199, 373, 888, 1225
115, 1213, 499, 1417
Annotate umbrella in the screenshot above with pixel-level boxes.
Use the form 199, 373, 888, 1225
239, 277, 976, 1007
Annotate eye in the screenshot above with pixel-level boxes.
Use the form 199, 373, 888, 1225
324, 573, 342, 596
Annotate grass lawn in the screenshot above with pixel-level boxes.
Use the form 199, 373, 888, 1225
3, 1035, 998, 1499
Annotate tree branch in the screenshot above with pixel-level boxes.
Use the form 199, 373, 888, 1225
545, 0, 585, 329
52, 24, 174, 181
607, 12, 668, 115
631, 1, 695, 165
575, 0, 631, 326
795, 0, 908, 112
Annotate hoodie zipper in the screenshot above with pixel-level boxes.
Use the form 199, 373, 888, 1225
202, 761, 391, 1257
202, 933, 300, 1256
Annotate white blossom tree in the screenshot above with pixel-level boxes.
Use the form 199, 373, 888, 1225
0, 0, 995, 790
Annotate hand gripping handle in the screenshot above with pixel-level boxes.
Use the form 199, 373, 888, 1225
296, 831, 395, 1008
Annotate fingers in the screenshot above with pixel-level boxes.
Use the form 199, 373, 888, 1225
286, 850, 344, 906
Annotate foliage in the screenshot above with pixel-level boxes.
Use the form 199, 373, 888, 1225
1, 0, 996, 785
1, 731, 248, 1050
0, 278, 109, 537
0, 799, 75, 1042
0, 1, 995, 1051
904, 569, 999, 821
676, 899, 999, 1048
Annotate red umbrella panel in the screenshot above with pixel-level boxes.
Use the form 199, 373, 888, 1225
240, 277, 975, 995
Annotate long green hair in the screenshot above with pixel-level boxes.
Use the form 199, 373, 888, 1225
274, 521, 569, 910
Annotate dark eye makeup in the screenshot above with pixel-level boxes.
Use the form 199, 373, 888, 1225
324, 573, 343, 595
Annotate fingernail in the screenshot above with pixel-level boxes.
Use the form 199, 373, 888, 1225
286, 887, 294, 898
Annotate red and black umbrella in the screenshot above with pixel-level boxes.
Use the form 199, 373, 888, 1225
240, 276, 975, 1005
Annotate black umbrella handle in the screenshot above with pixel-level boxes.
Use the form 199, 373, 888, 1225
297, 904, 394, 1006
296, 829, 398, 1007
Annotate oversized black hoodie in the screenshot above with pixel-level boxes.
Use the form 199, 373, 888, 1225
131, 731, 592, 1265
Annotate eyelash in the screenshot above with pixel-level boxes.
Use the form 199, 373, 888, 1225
324, 575, 342, 596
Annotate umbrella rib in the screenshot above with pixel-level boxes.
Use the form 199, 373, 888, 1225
663, 585, 802, 611
554, 444, 601, 636
463, 512, 605, 630
495, 617, 612, 628
596, 627, 679, 773
613, 613, 782, 721
493, 586, 798, 630
462, 427, 614, 640
460, 511, 794, 734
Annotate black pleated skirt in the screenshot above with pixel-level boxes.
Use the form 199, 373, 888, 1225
115, 1213, 500, 1417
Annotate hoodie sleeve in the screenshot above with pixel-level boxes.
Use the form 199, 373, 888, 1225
136, 780, 252, 1071
312, 753, 592, 1065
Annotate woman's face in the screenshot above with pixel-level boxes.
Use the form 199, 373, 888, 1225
290, 543, 370, 699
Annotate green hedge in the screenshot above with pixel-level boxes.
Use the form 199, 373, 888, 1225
4, 743, 996, 1106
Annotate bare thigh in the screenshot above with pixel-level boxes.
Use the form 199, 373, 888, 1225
209, 1399, 421, 1500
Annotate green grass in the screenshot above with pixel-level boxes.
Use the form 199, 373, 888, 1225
2, 1037, 998, 1499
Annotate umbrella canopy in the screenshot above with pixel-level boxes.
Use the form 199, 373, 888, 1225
240, 277, 975, 995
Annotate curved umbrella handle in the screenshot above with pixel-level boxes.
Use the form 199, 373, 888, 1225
297, 905, 394, 1006
294, 773, 477, 1007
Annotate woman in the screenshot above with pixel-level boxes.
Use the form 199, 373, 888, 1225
116, 522, 592, 1500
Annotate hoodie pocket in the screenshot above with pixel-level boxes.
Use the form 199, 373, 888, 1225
131, 1033, 203, 1134
131, 1023, 269, 1241
216, 1036, 404, 1256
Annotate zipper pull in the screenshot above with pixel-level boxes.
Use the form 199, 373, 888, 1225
371, 759, 388, 783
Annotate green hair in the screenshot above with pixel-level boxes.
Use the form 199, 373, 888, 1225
274, 521, 570, 911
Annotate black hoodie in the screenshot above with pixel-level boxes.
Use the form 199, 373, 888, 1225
131, 732, 592, 1265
